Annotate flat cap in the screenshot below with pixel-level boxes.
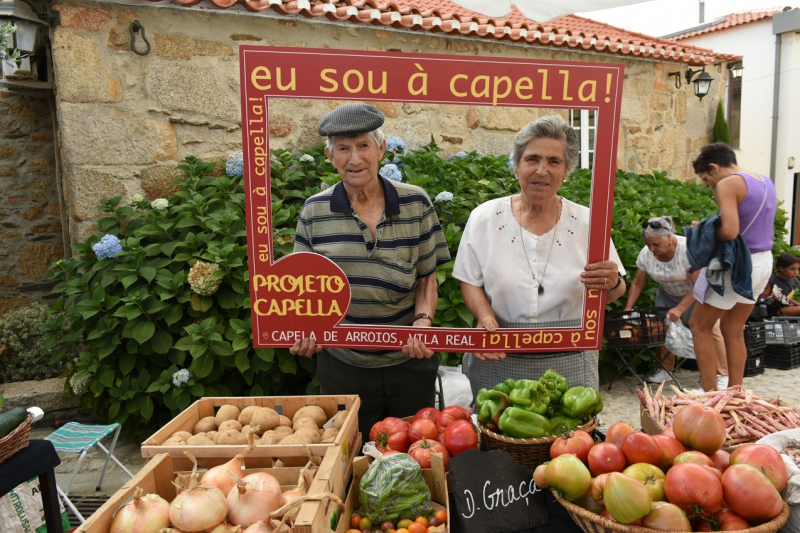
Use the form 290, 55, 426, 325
317, 103, 385, 137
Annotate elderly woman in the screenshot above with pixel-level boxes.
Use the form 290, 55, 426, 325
624, 216, 728, 389
453, 115, 626, 396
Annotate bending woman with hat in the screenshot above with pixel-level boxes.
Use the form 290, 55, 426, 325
453, 115, 626, 398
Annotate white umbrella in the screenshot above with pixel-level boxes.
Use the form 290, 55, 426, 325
448, 0, 653, 22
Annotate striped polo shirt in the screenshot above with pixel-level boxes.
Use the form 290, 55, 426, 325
294, 176, 451, 368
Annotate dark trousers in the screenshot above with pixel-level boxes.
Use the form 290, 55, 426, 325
317, 350, 439, 438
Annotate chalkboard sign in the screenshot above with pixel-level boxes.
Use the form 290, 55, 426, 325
449, 449, 549, 533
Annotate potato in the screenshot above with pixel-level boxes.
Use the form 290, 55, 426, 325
318, 428, 325, 437
171, 431, 192, 441
274, 426, 294, 439
292, 406, 327, 427
259, 430, 282, 445
215, 405, 241, 427
186, 434, 215, 446
162, 436, 186, 446
206, 431, 219, 443
333, 410, 348, 430
321, 428, 339, 441
194, 416, 217, 434
293, 417, 318, 432
322, 436, 336, 443
217, 429, 248, 445
279, 433, 313, 445
294, 427, 321, 443
218, 420, 243, 433
239, 405, 261, 426
241, 424, 252, 439
251, 408, 280, 434
278, 416, 292, 427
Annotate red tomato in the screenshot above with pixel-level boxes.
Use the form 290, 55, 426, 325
652, 435, 686, 471
370, 417, 411, 453
622, 463, 666, 502
603, 473, 653, 524
413, 407, 440, 425
408, 419, 438, 442
642, 501, 692, 532
709, 449, 731, 473
600, 509, 641, 526
533, 464, 548, 489
673, 451, 714, 468
606, 423, 636, 449
621, 432, 662, 466
696, 508, 752, 531
550, 430, 595, 464
435, 432, 446, 445
664, 462, 723, 518
703, 465, 723, 480
722, 464, 783, 524
730, 444, 788, 492
443, 419, 478, 457
436, 406, 470, 434
661, 428, 675, 439
590, 473, 610, 505
588, 443, 626, 476
673, 404, 726, 455
408, 438, 450, 470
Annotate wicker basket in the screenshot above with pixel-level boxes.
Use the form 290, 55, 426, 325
478, 417, 597, 469
0, 412, 33, 464
557, 496, 790, 533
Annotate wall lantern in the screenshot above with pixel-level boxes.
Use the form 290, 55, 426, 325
0, 0, 57, 95
668, 67, 714, 101
728, 61, 744, 79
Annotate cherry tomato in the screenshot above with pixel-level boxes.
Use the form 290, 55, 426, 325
381, 521, 395, 532
434, 510, 447, 522
359, 517, 372, 530
396, 529, 410, 533
415, 516, 429, 527
407, 523, 427, 533
428, 517, 442, 527
351, 515, 362, 528
346, 530, 361, 533
427, 528, 436, 532
397, 519, 413, 529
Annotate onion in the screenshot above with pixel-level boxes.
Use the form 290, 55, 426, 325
110, 487, 170, 533
279, 466, 308, 507
201, 432, 257, 495
242, 521, 273, 533
170, 452, 229, 532
207, 524, 243, 533
226, 472, 282, 527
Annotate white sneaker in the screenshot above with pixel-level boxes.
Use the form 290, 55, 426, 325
646, 368, 672, 383
716, 375, 729, 391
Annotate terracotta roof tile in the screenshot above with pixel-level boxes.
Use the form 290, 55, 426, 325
671, 7, 791, 40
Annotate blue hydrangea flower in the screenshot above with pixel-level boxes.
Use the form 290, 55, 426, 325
392, 157, 405, 169
380, 164, 402, 182
320, 182, 330, 190
226, 150, 244, 177
299, 154, 314, 162
92, 234, 122, 260
386, 137, 406, 151
172, 368, 190, 387
449, 151, 467, 161
507, 160, 515, 168
435, 191, 454, 203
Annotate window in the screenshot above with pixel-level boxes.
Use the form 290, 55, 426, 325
728, 72, 742, 149
569, 109, 596, 169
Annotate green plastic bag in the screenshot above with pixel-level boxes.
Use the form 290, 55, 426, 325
358, 444, 432, 523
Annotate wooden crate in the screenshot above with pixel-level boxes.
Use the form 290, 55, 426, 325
75, 444, 353, 533
142, 395, 360, 471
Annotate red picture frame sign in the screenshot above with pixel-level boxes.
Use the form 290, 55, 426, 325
239, 47, 624, 352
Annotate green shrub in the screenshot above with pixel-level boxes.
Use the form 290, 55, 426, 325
713, 101, 731, 145
0, 302, 67, 383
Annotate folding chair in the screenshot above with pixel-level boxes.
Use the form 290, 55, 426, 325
44, 422, 134, 523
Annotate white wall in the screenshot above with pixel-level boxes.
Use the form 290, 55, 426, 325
774, 31, 800, 230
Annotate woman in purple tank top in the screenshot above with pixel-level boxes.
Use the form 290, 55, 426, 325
689, 143, 777, 392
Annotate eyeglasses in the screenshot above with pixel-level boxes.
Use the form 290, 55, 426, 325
642, 220, 670, 230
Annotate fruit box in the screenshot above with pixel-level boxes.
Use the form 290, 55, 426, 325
75, 444, 353, 533
327, 452, 450, 533
141, 395, 360, 473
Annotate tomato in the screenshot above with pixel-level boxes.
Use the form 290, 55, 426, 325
407, 523, 427, 533
545, 454, 592, 501
642, 501, 692, 531
722, 463, 783, 523
573, 493, 605, 514
413, 407, 441, 425
664, 462, 723, 518
415, 517, 428, 527
408, 438, 450, 470
661, 428, 675, 439
696, 508, 752, 531
443, 419, 478, 457
359, 517, 372, 529
603, 473, 653, 524
397, 520, 413, 529
702, 465, 723, 480
600, 509, 641, 526
434, 510, 446, 522
435, 432, 446, 445
606, 422, 636, 449
428, 517, 442, 527
652, 435, 686, 471
346, 530, 361, 533
730, 444, 787, 492
409, 418, 439, 442
621, 432, 662, 466
533, 464, 548, 489
381, 449, 402, 457
622, 463, 666, 501
673, 451, 714, 468
588, 443, 626, 476
370, 417, 411, 453
396, 530, 409, 533
708, 449, 731, 473
351, 515, 363, 528
551, 430, 594, 464
673, 404, 726, 455
381, 522, 395, 532
436, 406, 471, 434
590, 473, 610, 505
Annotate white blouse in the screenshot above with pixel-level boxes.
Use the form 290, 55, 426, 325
635, 235, 693, 297
453, 196, 625, 327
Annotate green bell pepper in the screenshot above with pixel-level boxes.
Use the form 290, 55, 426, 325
508, 379, 550, 416
546, 403, 564, 418
476, 389, 510, 431
539, 369, 569, 404
493, 379, 516, 396
561, 386, 602, 419
498, 407, 551, 438
548, 415, 583, 435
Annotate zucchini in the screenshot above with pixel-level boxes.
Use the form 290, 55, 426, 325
0, 407, 28, 439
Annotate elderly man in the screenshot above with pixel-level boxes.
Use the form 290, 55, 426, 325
290, 103, 451, 436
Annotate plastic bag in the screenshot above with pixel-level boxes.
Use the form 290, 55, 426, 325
755, 430, 800, 533
664, 318, 695, 360
358, 442, 432, 523
439, 364, 473, 409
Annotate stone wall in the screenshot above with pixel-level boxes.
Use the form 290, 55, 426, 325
50, 0, 728, 243
0, 92, 64, 316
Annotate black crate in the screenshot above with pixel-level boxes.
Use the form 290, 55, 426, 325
765, 343, 800, 370
605, 307, 668, 347
744, 322, 766, 352
745, 351, 765, 377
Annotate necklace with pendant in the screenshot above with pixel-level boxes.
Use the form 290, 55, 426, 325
517, 196, 560, 296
